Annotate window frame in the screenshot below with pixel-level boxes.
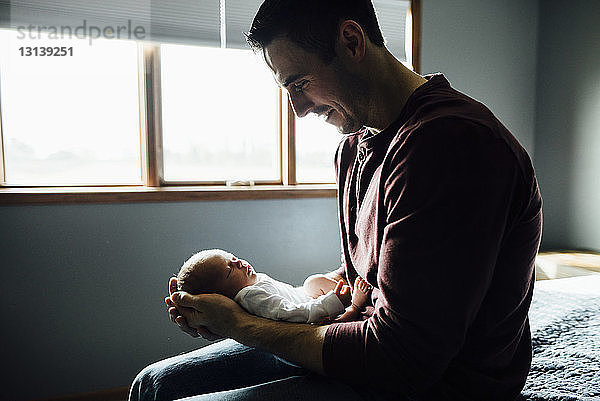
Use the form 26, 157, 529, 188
0, 0, 420, 205
0, 96, 5, 186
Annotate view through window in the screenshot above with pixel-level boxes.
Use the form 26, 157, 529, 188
0, 29, 141, 185
295, 115, 344, 183
160, 45, 280, 183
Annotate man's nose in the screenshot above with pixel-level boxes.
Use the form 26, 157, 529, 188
288, 92, 313, 118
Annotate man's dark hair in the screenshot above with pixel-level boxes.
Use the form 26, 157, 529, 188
245, 0, 385, 63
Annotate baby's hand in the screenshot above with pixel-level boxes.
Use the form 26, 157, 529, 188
351, 276, 372, 310
333, 280, 352, 307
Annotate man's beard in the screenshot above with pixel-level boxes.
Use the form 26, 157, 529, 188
338, 111, 359, 135
329, 58, 364, 134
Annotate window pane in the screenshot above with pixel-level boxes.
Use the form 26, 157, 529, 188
295, 115, 344, 183
161, 45, 279, 182
0, 30, 141, 185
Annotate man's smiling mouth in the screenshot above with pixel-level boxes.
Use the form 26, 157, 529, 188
319, 108, 334, 121
325, 108, 335, 121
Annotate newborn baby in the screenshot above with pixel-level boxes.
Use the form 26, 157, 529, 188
176, 249, 372, 324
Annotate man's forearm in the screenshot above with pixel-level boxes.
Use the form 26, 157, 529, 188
229, 312, 329, 374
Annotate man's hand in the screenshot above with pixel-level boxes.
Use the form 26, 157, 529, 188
166, 277, 221, 341
169, 276, 327, 375
333, 280, 352, 307
170, 290, 246, 339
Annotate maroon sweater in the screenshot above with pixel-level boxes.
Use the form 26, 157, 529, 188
323, 75, 542, 401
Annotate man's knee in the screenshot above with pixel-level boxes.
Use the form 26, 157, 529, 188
129, 356, 193, 401
129, 361, 163, 401
128, 340, 294, 401
128, 343, 237, 401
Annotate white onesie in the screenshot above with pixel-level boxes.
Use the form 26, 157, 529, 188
233, 273, 345, 324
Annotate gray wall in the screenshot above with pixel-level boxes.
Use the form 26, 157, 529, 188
533, 0, 600, 251
0, 199, 341, 400
421, 0, 539, 155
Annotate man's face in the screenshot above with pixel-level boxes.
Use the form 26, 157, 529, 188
264, 38, 363, 134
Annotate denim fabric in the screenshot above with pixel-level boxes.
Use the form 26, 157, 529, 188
129, 339, 382, 401
175, 374, 370, 401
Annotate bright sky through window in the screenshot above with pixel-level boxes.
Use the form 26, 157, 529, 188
295, 114, 343, 183
0, 31, 344, 187
0, 29, 141, 185
160, 45, 280, 182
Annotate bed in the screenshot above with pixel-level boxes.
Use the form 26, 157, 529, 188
520, 274, 600, 400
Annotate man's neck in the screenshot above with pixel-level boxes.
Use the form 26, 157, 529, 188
364, 50, 427, 132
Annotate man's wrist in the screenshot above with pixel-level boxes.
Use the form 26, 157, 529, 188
227, 310, 328, 374
225, 308, 253, 339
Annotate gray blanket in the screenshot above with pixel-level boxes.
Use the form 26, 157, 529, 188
520, 276, 600, 401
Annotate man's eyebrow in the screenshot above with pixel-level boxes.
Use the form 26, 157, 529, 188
282, 73, 306, 88
226, 265, 232, 279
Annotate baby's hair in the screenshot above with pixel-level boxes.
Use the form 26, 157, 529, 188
176, 249, 230, 294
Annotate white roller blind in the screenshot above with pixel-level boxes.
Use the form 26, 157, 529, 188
373, 0, 410, 62
1, 0, 410, 54
3, 0, 221, 47
6, 1, 151, 28
5, 1, 152, 40
150, 0, 220, 47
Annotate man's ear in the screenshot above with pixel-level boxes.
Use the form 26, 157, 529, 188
338, 20, 366, 61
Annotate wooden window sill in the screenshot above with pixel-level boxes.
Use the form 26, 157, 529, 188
0, 184, 337, 205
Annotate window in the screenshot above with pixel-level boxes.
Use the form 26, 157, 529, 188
295, 115, 343, 184
160, 45, 280, 184
0, 0, 420, 203
0, 30, 141, 186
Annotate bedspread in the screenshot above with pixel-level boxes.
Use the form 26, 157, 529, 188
520, 275, 600, 401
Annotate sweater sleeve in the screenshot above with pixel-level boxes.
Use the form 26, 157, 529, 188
323, 123, 524, 395
238, 287, 345, 324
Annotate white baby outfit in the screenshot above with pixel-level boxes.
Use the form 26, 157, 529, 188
233, 273, 345, 323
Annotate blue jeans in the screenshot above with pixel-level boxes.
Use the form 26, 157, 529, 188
129, 339, 385, 401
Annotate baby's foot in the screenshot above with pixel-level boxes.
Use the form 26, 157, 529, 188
351, 276, 372, 310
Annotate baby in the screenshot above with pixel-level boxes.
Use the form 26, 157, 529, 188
175, 249, 372, 324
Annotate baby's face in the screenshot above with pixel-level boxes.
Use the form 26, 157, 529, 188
215, 253, 258, 298
187, 251, 258, 298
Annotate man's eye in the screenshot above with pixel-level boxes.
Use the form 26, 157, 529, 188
293, 80, 309, 93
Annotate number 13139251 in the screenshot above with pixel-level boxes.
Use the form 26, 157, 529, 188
19, 46, 73, 56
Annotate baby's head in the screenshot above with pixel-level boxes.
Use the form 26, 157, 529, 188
176, 249, 258, 299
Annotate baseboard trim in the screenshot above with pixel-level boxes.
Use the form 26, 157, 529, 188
32, 386, 129, 401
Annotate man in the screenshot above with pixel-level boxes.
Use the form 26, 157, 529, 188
130, 0, 542, 400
